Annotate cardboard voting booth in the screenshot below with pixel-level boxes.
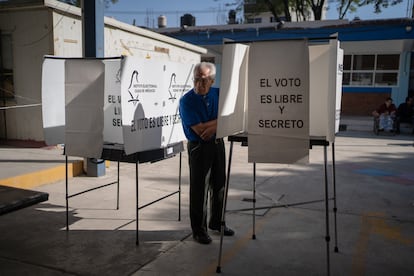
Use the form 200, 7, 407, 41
41, 56, 196, 243
42, 56, 191, 158
217, 38, 344, 163
215, 38, 344, 274
217, 40, 311, 164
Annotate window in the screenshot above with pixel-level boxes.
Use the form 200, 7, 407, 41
246, 17, 262, 24
353, 55, 375, 70
1, 33, 14, 101
342, 54, 400, 87
201, 56, 215, 63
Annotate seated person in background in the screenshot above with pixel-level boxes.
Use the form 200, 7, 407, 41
372, 97, 397, 131
396, 96, 414, 134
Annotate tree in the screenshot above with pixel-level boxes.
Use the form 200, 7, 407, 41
329, 0, 403, 19
308, 0, 325, 20
226, 0, 290, 22
260, 0, 292, 22
224, 0, 404, 22
225, 0, 318, 22
293, 0, 311, 21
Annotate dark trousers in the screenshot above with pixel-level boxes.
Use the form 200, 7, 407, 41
187, 139, 226, 235
396, 116, 414, 132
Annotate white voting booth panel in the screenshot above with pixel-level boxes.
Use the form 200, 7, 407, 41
309, 40, 344, 142
42, 56, 191, 157
216, 43, 249, 139
41, 58, 66, 146
42, 57, 123, 153
64, 60, 105, 158
120, 57, 191, 155
335, 47, 344, 133
247, 40, 310, 164
217, 40, 310, 164
103, 59, 123, 145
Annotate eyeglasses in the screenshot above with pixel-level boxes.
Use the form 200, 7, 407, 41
193, 77, 212, 84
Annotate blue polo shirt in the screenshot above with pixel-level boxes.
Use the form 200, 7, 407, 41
179, 87, 220, 142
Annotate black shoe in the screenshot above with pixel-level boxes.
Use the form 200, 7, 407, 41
209, 225, 235, 236
193, 232, 212, 244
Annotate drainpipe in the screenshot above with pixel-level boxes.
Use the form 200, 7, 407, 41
82, 0, 104, 58
81, 0, 105, 176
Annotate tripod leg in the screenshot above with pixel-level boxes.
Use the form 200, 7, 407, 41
116, 160, 120, 210
136, 161, 139, 246
332, 143, 339, 252
252, 162, 256, 240
324, 145, 331, 276
216, 141, 234, 273
178, 152, 182, 221
65, 155, 69, 231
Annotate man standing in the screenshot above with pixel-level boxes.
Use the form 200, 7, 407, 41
179, 62, 235, 244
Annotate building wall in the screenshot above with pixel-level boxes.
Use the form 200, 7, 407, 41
51, 11, 203, 63
103, 20, 201, 63
397, 51, 411, 104
341, 92, 391, 116
0, 2, 204, 142
0, 8, 53, 141
52, 11, 83, 57
341, 40, 412, 115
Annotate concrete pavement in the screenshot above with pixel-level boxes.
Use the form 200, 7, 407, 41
0, 127, 414, 275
